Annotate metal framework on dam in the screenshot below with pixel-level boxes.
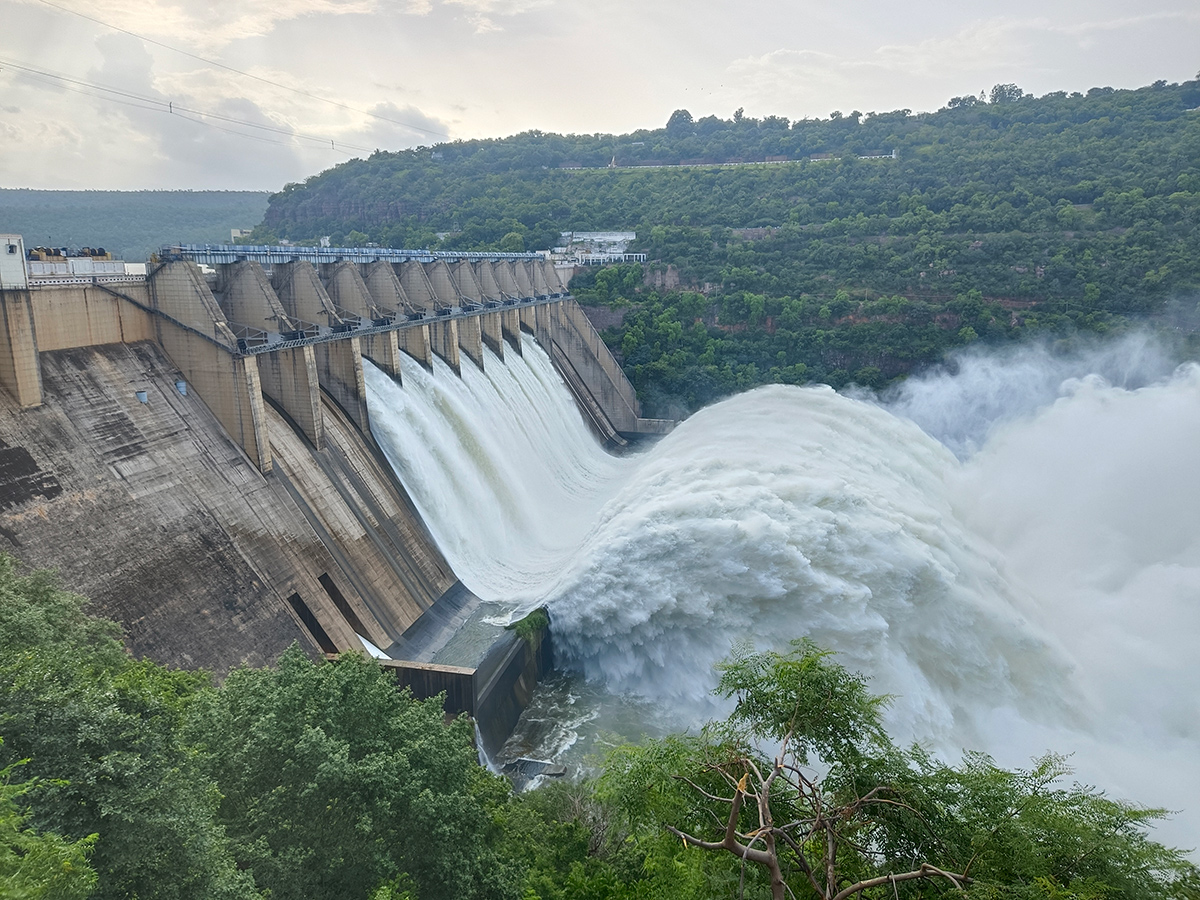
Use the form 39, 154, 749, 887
0, 233, 672, 753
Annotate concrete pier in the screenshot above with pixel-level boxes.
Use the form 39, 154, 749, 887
457, 316, 486, 370
429, 319, 461, 374
322, 261, 402, 380
0, 289, 43, 408
273, 261, 370, 431
501, 308, 522, 355
213, 262, 322, 453
361, 260, 432, 369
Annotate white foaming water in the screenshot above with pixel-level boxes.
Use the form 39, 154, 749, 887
366, 338, 627, 600
366, 334, 1199, 849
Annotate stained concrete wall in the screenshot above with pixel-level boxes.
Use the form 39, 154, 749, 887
259, 347, 324, 449
30, 284, 154, 351
0, 339, 459, 673
214, 261, 294, 334
272, 260, 338, 326
0, 291, 43, 408
544, 298, 675, 440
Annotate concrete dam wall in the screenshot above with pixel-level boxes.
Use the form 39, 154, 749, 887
0, 242, 671, 752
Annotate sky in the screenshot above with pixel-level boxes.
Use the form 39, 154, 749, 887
1, 0, 1197, 191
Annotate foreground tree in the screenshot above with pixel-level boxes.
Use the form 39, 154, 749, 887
0, 748, 96, 900
0, 557, 255, 900
188, 646, 520, 900
599, 640, 1197, 900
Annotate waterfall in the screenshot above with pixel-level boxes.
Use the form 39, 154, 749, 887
365, 333, 1199, 848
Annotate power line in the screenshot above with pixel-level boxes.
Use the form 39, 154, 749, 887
34, 0, 451, 140
0, 56, 376, 154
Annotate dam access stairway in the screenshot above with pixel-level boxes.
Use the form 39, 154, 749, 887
0, 235, 673, 753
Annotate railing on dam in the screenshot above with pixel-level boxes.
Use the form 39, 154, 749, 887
226, 294, 563, 356
162, 243, 549, 266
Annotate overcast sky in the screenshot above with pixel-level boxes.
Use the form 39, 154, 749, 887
1, 0, 1197, 191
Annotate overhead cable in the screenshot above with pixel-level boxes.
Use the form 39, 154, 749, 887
0, 56, 375, 153
34, 0, 451, 140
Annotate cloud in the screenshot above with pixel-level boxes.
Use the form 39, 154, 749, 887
720, 10, 1200, 119
442, 0, 556, 33
347, 101, 450, 149
16, 0, 389, 52
3, 0, 1197, 188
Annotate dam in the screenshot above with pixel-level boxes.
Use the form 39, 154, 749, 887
0, 234, 671, 752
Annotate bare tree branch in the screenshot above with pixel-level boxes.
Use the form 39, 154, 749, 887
829, 864, 970, 900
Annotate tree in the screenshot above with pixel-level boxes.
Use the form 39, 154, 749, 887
0, 748, 96, 900
667, 109, 695, 138
599, 640, 1198, 900
189, 646, 520, 900
990, 83, 1027, 104
498, 231, 525, 252
0, 556, 256, 900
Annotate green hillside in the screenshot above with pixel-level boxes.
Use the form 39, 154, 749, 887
259, 79, 1200, 409
0, 190, 269, 262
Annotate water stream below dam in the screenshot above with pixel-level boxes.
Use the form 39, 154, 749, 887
365, 333, 1200, 850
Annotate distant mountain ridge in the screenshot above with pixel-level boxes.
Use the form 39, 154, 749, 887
0, 190, 269, 262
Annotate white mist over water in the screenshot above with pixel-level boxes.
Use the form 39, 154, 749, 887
366, 335, 1200, 849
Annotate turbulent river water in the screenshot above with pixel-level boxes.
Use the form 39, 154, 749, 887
365, 333, 1200, 849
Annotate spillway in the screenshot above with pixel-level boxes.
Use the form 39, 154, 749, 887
365, 333, 1200, 850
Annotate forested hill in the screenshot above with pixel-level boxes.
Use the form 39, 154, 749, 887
259, 79, 1200, 253
257, 78, 1200, 412
1, 190, 269, 262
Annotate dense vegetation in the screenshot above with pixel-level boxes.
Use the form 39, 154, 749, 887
0, 190, 268, 262
252, 78, 1200, 412
2, 556, 1196, 900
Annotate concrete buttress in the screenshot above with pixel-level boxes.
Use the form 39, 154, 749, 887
273, 261, 370, 433
422, 260, 460, 307
149, 261, 272, 471
395, 261, 439, 311
493, 261, 525, 300
322, 261, 402, 380
480, 311, 504, 359
511, 260, 536, 298
211, 262, 322, 452
472, 261, 503, 302
361, 261, 432, 368
0, 289, 42, 407
527, 260, 552, 297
